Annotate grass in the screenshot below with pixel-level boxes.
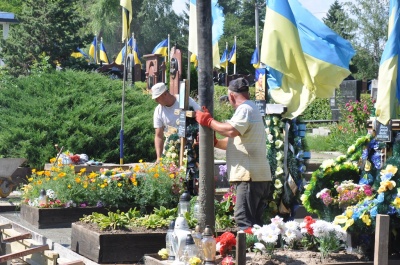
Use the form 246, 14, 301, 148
305, 134, 334, 152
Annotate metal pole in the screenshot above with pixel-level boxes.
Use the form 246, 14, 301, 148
233, 36, 237, 75
120, 38, 128, 165
255, 1, 260, 66
197, 0, 215, 230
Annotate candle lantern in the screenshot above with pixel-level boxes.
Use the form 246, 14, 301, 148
178, 190, 191, 216
166, 220, 176, 260
201, 225, 216, 264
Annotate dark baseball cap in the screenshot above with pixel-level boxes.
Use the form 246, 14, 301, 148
228, 78, 249, 93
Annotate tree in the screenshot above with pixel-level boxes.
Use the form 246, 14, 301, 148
342, 0, 389, 80
0, 0, 91, 77
323, 0, 353, 41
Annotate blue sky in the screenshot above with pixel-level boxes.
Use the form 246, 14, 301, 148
172, 0, 338, 21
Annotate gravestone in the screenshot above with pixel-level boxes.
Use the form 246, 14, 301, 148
330, 80, 361, 121
371, 79, 378, 102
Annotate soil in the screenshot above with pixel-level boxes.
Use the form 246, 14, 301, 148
244, 249, 367, 265
75, 222, 368, 265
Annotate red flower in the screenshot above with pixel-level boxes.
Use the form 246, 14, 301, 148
216, 232, 236, 257
221, 255, 235, 265
303, 216, 316, 235
70, 155, 80, 164
243, 227, 253, 234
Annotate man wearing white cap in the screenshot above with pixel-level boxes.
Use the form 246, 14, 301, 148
151, 82, 200, 162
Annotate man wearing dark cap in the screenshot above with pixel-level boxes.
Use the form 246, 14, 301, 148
195, 78, 272, 230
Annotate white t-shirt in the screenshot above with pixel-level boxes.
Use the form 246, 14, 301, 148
226, 100, 272, 182
153, 95, 200, 131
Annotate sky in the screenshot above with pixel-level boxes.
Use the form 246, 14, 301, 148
172, 0, 338, 21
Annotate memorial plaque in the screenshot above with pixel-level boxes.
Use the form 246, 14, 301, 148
255, 100, 266, 116
178, 111, 186, 138
375, 120, 392, 142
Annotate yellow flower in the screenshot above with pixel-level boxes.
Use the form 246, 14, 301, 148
333, 215, 348, 225
88, 172, 98, 178
345, 208, 353, 218
134, 165, 140, 172
139, 159, 143, 163
37, 171, 44, 176
117, 182, 122, 187
80, 168, 87, 174
68, 184, 71, 189
75, 177, 81, 184
100, 184, 105, 188
32, 169, 37, 174
381, 164, 398, 175
83, 181, 88, 189
49, 158, 56, 163
189, 256, 202, 265
158, 248, 168, 260
37, 180, 42, 185
169, 173, 175, 179
28, 177, 33, 182
361, 213, 371, 226
364, 161, 371, 172
347, 145, 355, 154
58, 172, 66, 178
275, 167, 283, 176
378, 180, 396, 193
44, 171, 51, 177
154, 173, 160, 178
53, 177, 58, 181
393, 197, 400, 208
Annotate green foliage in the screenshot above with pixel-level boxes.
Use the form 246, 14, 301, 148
0, 70, 157, 168
0, 0, 91, 77
301, 98, 332, 120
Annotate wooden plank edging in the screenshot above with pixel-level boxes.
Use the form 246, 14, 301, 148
0, 244, 49, 263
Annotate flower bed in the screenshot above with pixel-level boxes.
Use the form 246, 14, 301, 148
71, 222, 167, 263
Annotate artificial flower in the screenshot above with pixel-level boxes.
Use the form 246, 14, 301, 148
158, 248, 168, 259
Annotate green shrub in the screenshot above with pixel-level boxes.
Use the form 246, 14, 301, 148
0, 70, 157, 168
302, 98, 331, 120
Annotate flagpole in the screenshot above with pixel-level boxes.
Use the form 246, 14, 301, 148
167, 34, 170, 83
120, 37, 128, 165
225, 42, 228, 77
233, 36, 237, 75
255, 3, 259, 66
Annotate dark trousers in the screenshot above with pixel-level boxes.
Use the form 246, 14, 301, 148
233, 181, 271, 230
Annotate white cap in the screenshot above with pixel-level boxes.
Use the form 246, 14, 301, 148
151, 83, 167, 99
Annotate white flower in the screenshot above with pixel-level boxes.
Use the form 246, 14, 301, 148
272, 116, 280, 125
321, 159, 335, 170
274, 179, 283, 189
275, 140, 283, 149
347, 145, 356, 154
276, 151, 283, 161
265, 128, 271, 135
254, 242, 266, 252
311, 220, 332, 238
275, 167, 283, 176
171, 153, 177, 158
266, 119, 271, 126
284, 220, 300, 231
267, 134, 274, 143
46, 189, 56, 199
273, 127, 280, 137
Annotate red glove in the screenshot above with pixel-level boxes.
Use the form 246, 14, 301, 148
195, 106, 214, 127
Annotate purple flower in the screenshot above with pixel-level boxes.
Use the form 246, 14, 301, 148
80, 203, 87, 208
96, 201, 104, 207
361, 149, 368, 160
219, 165, 227, 176
371, 153, 382, 169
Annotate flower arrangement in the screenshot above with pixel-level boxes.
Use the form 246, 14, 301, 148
342, 97, 375, 133
301, 134, 374, 220
264, 115, 306, 219
20, 158, 185, 210
216, 232, 236, 257
248, 216, 346, 259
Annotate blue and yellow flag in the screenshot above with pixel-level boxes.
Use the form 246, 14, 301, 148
88, 36, 97, 64
133, 41, 141, 67
152, 39, 168, 57
99, 40, 109, 64
376, 0, 400, 125
260, 0, 355, 119
189, 0, 224, 69
250, 47, 260, 69
115, 37, 133, 65
120, 0, 132, 42
220, 48, 228, 69
229, 42, 236, 65
71, 47, 89, 60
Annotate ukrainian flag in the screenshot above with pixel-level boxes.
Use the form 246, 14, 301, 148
89, 36, 97, 64
376, 0, 400, 125
190, 54, 198, 68
220, 48, 228, 69
229, 42, 236, 65
189, 0, 224, 69
260, 0, 355, 119
133, 42, 141, 67
152, 39, 168, 57
115, 37, 133, 65
120, 0, 132, 42
250, 47, 260, 69
99, 40, 109, 64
